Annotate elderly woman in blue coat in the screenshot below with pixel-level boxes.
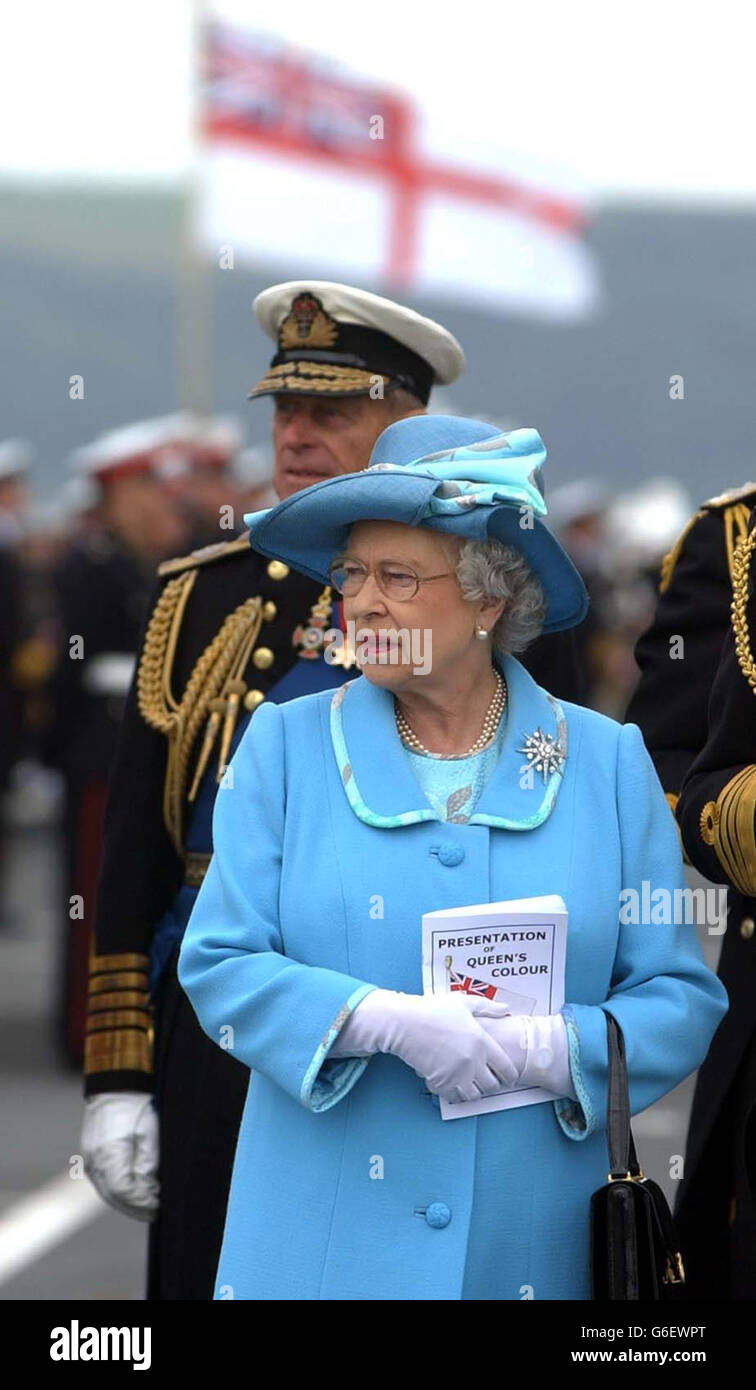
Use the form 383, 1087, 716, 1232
178, 415, 727, 1301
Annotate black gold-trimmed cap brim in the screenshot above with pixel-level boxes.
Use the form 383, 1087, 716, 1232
254, 282, 465, 386
248, 360, 391, 399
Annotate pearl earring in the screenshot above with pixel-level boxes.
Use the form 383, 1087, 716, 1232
474, 625, 488, 640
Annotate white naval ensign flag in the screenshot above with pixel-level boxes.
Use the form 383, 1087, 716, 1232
195, 20, 599, 319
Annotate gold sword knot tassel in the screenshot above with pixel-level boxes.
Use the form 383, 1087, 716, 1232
216, 678, 248, 781
188, 697, 227, 803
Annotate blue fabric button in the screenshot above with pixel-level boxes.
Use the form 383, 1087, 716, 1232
425, 1202, 452, 1229
437, 843, 464, 867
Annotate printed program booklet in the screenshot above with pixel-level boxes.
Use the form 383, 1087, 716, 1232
421, 894, 568, 1120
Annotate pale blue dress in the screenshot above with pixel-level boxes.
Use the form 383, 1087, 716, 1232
401, 715, 507, 824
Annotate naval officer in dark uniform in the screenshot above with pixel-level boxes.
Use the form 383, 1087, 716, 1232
674, 505, 756, 1299
80, 280, 586, 1300
625, 481, 756, 1299
46, 422, 188, 1064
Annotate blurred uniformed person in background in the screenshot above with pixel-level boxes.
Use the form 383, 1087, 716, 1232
155, 412, 248, 550
79, 280, 585, 1300
230, 440, 277, 516
548, 478, 609, 709
625, 481, 756, 1299
45, 421, 189, 1063
0, 440, 32, 930
596, 477, 692, 718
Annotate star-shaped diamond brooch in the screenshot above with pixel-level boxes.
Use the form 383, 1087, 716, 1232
517, 728, 566, 783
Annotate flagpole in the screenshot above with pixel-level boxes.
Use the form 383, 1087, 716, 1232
177, 0, 214, 416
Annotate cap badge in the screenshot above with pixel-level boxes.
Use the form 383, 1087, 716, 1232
279, 293, 339, 351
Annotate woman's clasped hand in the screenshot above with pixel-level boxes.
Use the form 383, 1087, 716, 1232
331, 988, 528, 1103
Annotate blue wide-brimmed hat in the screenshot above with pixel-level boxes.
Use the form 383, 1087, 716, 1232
244, 415, 588, 632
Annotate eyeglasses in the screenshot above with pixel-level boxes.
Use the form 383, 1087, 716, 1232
328, 557, 454, 601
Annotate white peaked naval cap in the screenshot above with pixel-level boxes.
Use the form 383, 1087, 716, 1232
70, 416, 196, 480
249, 280, 465, 402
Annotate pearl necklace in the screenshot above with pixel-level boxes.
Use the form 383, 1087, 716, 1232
395, 671, 507, 758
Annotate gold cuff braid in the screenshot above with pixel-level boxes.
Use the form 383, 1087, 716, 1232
706, 768, 756, 897
84, 948, 154, 1078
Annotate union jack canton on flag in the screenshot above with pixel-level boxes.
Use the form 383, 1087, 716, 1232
448, 967, 500, 1001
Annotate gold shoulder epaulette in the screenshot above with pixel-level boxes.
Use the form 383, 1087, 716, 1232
659, 489, 756, 596
700, 486, 756, 587
157, 533, 251, 578
701, 482, 756, 511
658, 509, 705, 594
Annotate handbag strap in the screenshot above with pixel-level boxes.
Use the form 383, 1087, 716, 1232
604, 1009, 642, 1178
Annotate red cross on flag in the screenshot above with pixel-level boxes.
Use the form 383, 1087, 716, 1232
196, 21, 599, 319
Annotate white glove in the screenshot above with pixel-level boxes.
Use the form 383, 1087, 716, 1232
328, 988, 520, 1102
81, 1092, 160, 1222
467, 1002, 577, 1099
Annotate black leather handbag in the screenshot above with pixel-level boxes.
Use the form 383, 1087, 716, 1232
590, 1010, 686, 1300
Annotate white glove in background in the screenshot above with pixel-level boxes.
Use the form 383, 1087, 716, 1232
328, 987, 520, 1102
81, 1092, 160, 1221
468, 1001, 577, 1099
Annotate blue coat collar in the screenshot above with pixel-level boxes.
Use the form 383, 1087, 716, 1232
328, 652, 567, 830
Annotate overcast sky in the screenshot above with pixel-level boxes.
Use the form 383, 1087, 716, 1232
0, 0, 753, 201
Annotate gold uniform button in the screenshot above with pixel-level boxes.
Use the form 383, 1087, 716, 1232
700, 800, 719, 845
244, 689, 265, 710
262, 600, 277, 622
267, 561, 290, 581
740, 916, 755, 940
252, 647, 274, 670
